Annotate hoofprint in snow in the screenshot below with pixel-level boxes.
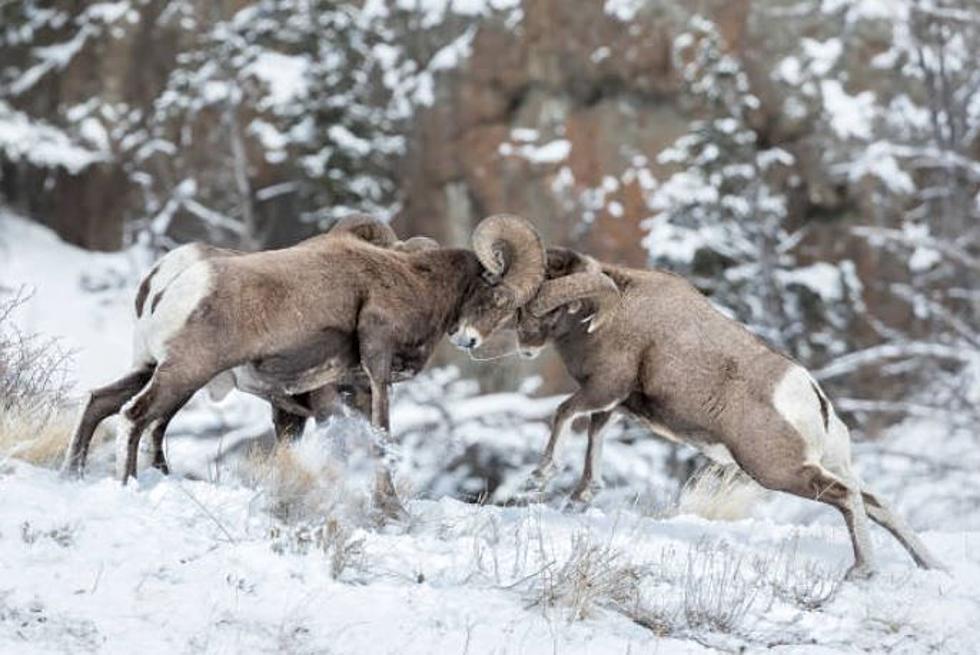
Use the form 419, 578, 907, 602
3, 212, 980, 653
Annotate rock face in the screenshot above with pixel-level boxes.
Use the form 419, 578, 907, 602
392, 1, 694, 387
1, 1, 977, 412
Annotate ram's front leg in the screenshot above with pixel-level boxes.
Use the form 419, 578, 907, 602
360, 331, 408, 522
570, 410, 612, 504
524, 382, 627, 494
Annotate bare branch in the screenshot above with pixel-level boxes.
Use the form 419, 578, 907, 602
813, 341, 970, 380
851, 225, 980, 271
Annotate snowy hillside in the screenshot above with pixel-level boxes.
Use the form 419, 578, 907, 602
3, 212, 980, 654
2, 463, 978, 655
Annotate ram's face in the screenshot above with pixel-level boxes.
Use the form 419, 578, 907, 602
515, 296, 587, 358
514, 309, 548, 358
449, 281, 515, 351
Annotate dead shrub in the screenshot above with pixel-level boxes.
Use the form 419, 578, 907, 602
243, 442, 331, 523
609, 538, 766, 641
753, 537, 843, 610
527, 530, 648, 621
20, 520, 77, 548
679, 538, 766, 632
0, 289, 74, 468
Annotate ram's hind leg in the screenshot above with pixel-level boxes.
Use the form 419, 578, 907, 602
751, 459, 875, 579
62, 365, 155, 477
818, 414, 944, 571
861, 488, 944, 570
147, 396, 197, 475
729, 419, 875, 580
116, 362, 209, 483
272, 393, 311, 443
800, 463, 875, 580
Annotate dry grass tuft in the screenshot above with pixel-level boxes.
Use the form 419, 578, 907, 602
0, 408, 71, 467
529, 531, 647, 621
243, 434, 375, 581
242, 440, 358, 524
675, 464, 764, 521
678, 538, 766, 632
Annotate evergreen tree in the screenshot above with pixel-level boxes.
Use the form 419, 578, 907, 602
644, 15, 858, 362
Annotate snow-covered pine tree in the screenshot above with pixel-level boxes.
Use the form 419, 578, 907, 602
643, 15, 858, 363
130, 0, 403, 251
836, 0, 980, 426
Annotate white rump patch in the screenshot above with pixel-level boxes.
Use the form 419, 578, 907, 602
144, 260, 213, 361
152, 243, 212, 295
772, 365, 827, 461
134, 244, 215, 365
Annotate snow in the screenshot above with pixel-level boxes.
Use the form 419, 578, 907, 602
776, 56, 804, 86
328, 124, 372, 156
499, 139, 571, 165
10, 27, 92, 95
604, 0, 645, 22
777, 262, 846, 303
845, 142, 915, 194
2, 461, 978, 654
820, 80, 876, 141
385, 0, 521, 29
801, 38, 842, 77
0, 102, 107, 174
81, 2, 132, 25
822, 0, 907, 22
642, 216, 725, 265
245, 52, 310, 110
247, 119, 289, 163
757, 147, 795, 169
78, 117, 110, 152
0, 213, 142, 390
429, 27, 476, 71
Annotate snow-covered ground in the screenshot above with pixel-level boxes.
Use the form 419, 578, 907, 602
2, 212, 979, 653
3, 461, 978, 655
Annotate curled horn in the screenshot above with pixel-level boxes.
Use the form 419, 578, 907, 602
471, 214, 546, 306
528, 272, 620, 332
330, 214, 398, 248
394, 235, 440, 252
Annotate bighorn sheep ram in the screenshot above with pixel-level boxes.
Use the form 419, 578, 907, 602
506, 247, 942, 579
62, 214, 544, 519
123, 214, 440, 471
